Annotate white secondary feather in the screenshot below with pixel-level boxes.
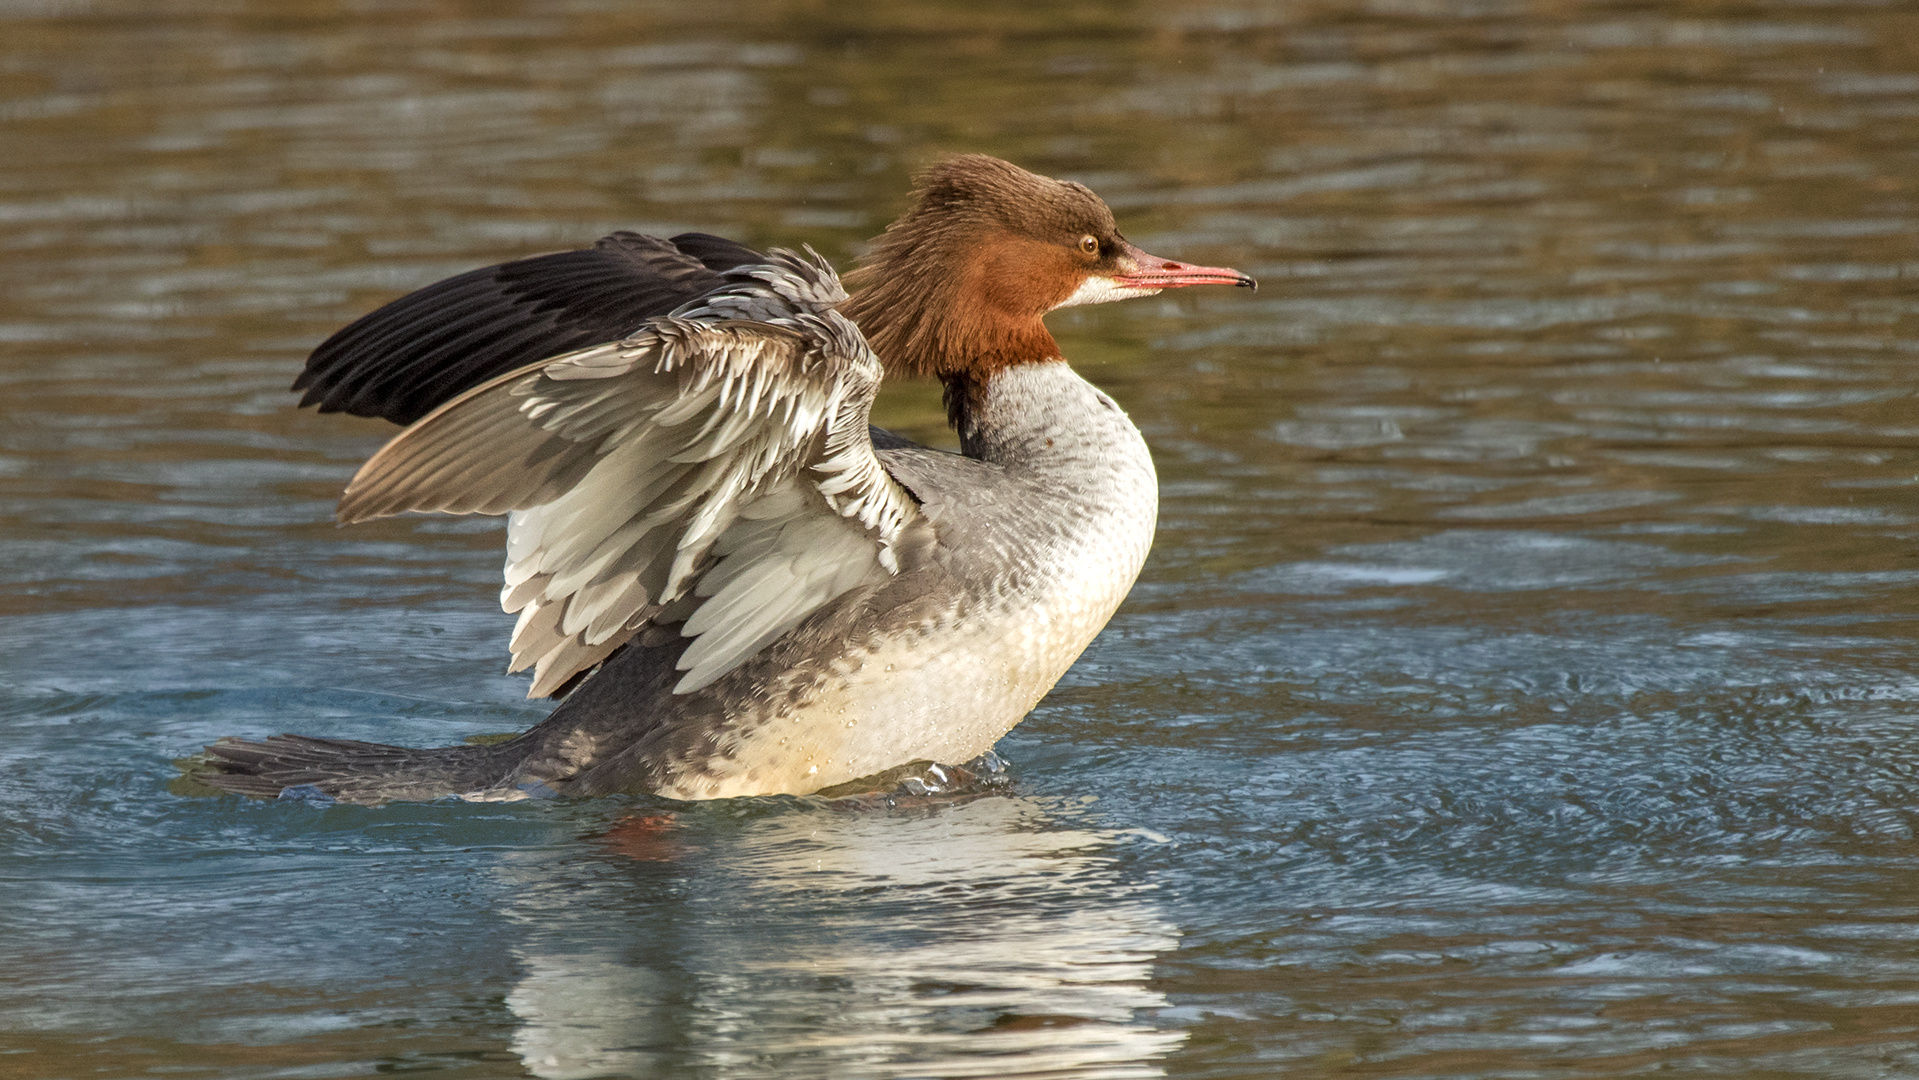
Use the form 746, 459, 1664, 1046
335, 249, 927, 698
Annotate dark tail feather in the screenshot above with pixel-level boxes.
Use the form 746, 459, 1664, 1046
196, 735, 511, 804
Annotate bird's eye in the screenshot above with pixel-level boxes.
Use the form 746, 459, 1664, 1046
1079, 235, 1099, 256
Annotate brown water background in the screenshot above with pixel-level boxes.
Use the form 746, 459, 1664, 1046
5, 1, 1919, 1076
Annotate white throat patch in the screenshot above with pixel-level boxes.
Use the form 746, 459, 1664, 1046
1051, 276, 1159, 310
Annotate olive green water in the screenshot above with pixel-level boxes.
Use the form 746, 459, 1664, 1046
6, 1, 1919, 1077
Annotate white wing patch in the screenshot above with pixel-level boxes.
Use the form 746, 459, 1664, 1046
336, 250, 925, 698
676, 483, 884, 691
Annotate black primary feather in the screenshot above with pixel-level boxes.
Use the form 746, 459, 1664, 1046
294, 231, 766, 425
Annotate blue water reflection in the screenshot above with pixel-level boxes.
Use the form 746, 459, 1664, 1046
502, 799, 1182, 1078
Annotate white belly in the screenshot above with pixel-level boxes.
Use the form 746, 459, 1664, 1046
657, 560, 1139, 800
695, 618, 1071, 799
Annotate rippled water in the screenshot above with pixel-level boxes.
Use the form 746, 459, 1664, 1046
7, 1, 1919, 1076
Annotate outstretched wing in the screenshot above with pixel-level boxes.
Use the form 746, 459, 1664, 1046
296, 231, 764, 425
337, 262, 926, 698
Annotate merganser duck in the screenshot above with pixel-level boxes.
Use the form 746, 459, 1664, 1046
201, 155, 1254, 803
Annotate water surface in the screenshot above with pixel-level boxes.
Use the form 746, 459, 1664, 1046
5, 1, 1919, 1076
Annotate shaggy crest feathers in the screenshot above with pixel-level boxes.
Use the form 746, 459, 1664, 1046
842, 155, 1120, 385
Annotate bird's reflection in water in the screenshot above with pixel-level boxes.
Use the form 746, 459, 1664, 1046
502, 794, 1184, 1079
